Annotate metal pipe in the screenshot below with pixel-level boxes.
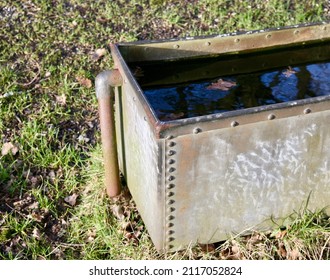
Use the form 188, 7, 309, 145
95, 70, 123, 197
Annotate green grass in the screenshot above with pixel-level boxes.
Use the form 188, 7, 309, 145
0, 0, 330, 259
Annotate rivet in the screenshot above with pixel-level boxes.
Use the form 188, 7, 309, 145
168, 175, 175, 181
294, 30, 300, 35
167, 222, 174, 228
166, 206, 175, 213
167, 150, 175, 156
166, 215, 175, 221
234, 38, 240, 43
266, 34, 272, 39
133, 97, 136, 101
304, 108, 312, 114
166, 135, 174, 140
167, 191, 175, 197
205, 41, 211, 46
323, 26, 327, 31
167, 159, 175, 165
144, 116, 147, 121
231, 120, 239, 127
168, 141, 176, 147
193, 127, 202, 134
167, 237, 175, 242
168, 167, 175, 173
173, 44, 180, 49
167, 183, 175, 189
168, 244, 174, 249
167, 200, 175, 206
268, 114, 276, 120
167, 230, 175, 235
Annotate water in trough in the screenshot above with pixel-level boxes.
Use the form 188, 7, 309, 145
131, 42, 330, 121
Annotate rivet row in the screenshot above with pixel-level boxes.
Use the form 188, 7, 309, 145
165, 137, 177, 249
228, 108, 313, 128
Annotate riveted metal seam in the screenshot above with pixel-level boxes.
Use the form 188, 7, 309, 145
164, 136, 177, 251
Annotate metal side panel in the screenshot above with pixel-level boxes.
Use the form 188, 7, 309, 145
166, 110, 330, 250
119, 80, 166, 251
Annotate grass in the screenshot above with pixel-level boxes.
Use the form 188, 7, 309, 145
0, 0, 330, 259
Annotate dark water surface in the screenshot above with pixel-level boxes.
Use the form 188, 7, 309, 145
131, 42, 330, 121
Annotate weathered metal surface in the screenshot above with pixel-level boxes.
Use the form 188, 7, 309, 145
165, 110, 330, 249
111, 56, 166, 250
119, 22, 330, 63
100, 22, 330, 252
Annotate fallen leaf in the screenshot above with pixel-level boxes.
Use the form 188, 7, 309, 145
207, 78, 237, 91
283, 66, 297, 77
86, 229, 96, 243
96, 17, 109, 23
111, 204, 125, 220
231, 245, 240, 254
124, 232, 139, 245
91, 48, 107, 61
199, 243, 215, 252
29, 212, 43, 223
64, 193, 78, 206
30, 176, 39, 187
120, 220, 131, 230
275, 229, 287, 239
76, 76, 92, 88
32, 228, 41, 240
278, 242, 287, 258
1, 142, 19, 156
55, 94, 66, 105
288, 248, 301, 260
28, 201, 39, 210
231, 240, 241, 256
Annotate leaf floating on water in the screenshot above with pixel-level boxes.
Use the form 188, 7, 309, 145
159, 112, 184, 121
283, 66, 297, 77
206, 79, 237, 91
132, 66, 144, 78
167, 112, 184, 120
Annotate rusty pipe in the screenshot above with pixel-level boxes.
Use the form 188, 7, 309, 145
95, 70, 123, 197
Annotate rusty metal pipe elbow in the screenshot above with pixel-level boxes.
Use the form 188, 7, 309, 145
95, 70, 122, 197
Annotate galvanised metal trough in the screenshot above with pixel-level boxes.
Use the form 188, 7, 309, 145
96, 22, 330, 252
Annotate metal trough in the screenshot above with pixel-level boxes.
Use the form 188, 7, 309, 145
96, 22, 330, 252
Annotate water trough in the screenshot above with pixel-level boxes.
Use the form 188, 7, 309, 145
96, 22, 330, 252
